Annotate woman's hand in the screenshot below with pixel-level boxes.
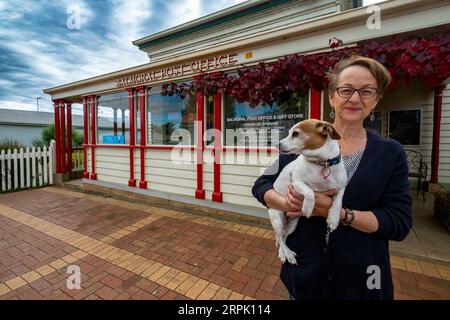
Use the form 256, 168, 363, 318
285, 184, 337, 218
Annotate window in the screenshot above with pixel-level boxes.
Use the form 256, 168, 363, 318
147, 87, 196, 145
388, 109, 422, 145
97, 92, 129, 144
223, 93, 309, 147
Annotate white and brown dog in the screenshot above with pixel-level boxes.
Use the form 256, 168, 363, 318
269, 119, 347, 265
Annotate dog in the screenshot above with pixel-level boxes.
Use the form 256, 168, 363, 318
268, 119, 347, 265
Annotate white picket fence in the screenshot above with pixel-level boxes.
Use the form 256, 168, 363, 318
0, 140, 55, 192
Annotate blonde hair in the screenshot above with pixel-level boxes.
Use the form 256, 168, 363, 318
327, 55, 392, 96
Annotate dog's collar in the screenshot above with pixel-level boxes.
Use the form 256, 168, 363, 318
312, 154, 341, 167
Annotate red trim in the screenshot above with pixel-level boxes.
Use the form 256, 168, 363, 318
84, 144, 196, 151
310, 88, 321, 120
430, 85, 445, 183
59, 100, 66, 174
67, 103, 72, 173
138, 86, 147, 189
53, 100, 61, 174
212, 93, 222, 202
90, 95, 97, 180
127, 88, 136, 187
82, 97, 89, 178
195, 91, 205, 199
222, 146, 278, 153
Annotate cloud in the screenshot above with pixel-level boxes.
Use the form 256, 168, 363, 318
0, 0, 247, 112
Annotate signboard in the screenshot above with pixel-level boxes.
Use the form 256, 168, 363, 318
115, 53, 238, 88
388, 109, 422, 145
102, 135, 125, 144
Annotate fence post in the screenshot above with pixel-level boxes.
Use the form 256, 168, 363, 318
43, 146, 48, 185
0, 150, 5, 192
19, 148, 25, 189
31, 147, 37, 187
13, 148, 18, 190
6, 149, 11, 191
49, 140, 55, 185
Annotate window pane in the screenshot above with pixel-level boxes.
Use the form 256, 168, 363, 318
147, 88, 196, 145
97, 92, 129, 144
224, 94, 308, 147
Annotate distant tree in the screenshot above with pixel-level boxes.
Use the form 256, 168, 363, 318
32, 123, 84, 148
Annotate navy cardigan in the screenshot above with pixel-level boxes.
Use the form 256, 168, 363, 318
252, 131, 413, 300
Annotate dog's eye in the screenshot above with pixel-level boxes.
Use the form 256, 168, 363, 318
292, 131, 299, 138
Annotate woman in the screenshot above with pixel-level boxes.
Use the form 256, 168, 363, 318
252, 56, 412, 300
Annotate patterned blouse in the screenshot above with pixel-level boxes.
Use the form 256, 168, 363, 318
342, 147, 366, 185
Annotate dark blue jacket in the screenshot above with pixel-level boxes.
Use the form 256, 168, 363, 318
252, 131, 413, 300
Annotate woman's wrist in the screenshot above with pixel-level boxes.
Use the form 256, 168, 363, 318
339, 208, 355, 226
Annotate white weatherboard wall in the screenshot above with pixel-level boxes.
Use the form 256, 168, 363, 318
210, 150, 278, 209
377, 80, 450, 184
95, 148, 129, 185
145, 149, 197, 197
439, 85, 450, 185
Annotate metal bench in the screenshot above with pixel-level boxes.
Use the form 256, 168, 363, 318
404, 149, 428, 201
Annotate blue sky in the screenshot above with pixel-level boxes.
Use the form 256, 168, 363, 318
0, 0, 246, 115
0, 0, 382, 116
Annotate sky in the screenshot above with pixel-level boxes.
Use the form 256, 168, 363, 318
0, 0, 384, 116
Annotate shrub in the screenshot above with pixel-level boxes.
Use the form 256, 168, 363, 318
32, 123, 84, 148
434, 190, 450, 233
0, 138, 27, 151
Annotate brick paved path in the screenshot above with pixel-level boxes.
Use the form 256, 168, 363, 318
0, 187, 449, 300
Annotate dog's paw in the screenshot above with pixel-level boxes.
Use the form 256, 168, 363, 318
285, 250, 298, 265
327, 216, 340, 231
279, 246, 297, 265
278, 247, 287, 263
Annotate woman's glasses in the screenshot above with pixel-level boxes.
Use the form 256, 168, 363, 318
336, 87, 378, 99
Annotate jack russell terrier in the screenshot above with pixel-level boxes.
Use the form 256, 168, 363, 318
268, 119, 347, 265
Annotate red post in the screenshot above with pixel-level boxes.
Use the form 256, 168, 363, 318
59, 100, 66, 174
66, 102, 72, 173
90, 95, 97, 180
212, 92, 223, 202
195, 90, 205, 199
127, 88, 136, 187
310, 88, 321, 120
138, 86, 147, 189
430, 85, 446, 183
82, 96, 89, 179
53, 100, 61, 174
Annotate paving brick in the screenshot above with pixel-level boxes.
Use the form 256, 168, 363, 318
0, 283, 11, 296
185, 279, 209, 300
101, 275, 124, 289
21, 270, 42, 283
94, 286, 119, 300
6, 276, 27, 290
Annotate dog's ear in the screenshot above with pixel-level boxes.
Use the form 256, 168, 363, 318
315, 122, 341, 140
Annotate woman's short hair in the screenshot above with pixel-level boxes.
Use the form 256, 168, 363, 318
327, 55, 392, 96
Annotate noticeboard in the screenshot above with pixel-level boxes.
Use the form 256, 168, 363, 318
388, 109, 422, 146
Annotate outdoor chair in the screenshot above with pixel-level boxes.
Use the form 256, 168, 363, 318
404, 149, 428, 201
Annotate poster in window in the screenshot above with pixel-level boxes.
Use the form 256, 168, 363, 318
388, 109, 421, 145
